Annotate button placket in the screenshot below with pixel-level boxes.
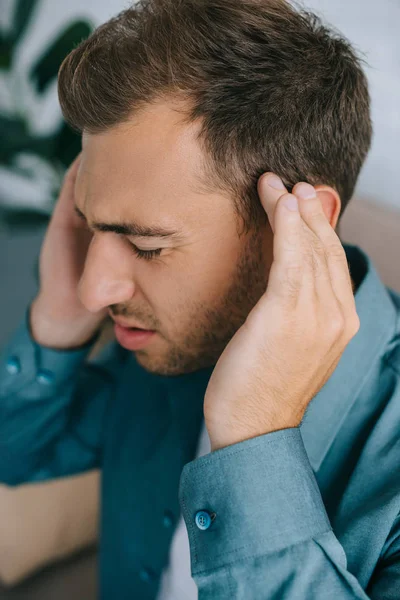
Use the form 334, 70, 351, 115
36, 369, 55, 384
139, 566, 156, 583
6, 356, 21, 374
163, 509, 175, 528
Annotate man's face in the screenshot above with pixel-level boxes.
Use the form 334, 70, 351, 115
75, 100, 273, 376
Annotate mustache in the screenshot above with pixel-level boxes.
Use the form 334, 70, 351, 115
109, 306, 156, 327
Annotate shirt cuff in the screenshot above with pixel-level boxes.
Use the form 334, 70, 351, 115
178, 426, 332, 575
0, 305, 98, 399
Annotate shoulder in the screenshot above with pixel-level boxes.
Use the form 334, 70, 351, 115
383, 288, 400, 377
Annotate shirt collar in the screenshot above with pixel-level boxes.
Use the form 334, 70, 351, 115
299, 243, 398, 472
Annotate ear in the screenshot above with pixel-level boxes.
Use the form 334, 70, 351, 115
314, 185, 342, 230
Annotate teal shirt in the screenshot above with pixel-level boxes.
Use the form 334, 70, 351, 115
0, 242, 400, 599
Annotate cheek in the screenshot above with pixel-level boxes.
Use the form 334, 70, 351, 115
137, 266, 189, 321
140, 237, 242, 314
180, 243, 242, 302
200, 242, 242, 296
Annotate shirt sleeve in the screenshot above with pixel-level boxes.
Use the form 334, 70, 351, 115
0, 305, 126, 486
178, 427, 399, 599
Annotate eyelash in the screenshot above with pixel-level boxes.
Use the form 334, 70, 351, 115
129, 243, 163, 261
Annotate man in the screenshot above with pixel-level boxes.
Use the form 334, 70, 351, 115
0, 0, 399, 598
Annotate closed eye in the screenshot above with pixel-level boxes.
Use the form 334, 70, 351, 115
128, 243, 163, 261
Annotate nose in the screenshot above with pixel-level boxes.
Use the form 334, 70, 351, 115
78, 233, 135, 313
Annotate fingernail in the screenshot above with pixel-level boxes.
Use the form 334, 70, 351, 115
283, 195, 299, 212
295, 182, 316, 199
266, 174, 286, 190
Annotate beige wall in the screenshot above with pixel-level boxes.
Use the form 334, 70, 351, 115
339, 196, 400, 293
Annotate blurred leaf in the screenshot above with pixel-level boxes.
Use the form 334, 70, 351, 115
53, 121, 82, 168
0, 4, 94, 224
0, 34, 12, 68
0, 208, 50, 230
0, 118, 28, 159
12, 0, 39, 45
31, 20, 93, 93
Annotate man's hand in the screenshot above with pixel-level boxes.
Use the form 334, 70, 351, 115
204, 174, 360, 452
30, 152, 109, 349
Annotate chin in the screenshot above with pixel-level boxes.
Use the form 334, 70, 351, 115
133, 350, 172, 375
134, 350, 199, 377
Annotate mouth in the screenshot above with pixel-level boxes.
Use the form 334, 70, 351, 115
119, 325, 151, 331
113, 321, 157, 350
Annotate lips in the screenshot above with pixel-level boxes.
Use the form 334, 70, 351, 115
111, 318, 152, 331
113, 322, 156, 350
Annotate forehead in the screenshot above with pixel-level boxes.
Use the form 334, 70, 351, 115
77, 101, 232, 230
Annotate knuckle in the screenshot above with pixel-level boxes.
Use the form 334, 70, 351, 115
302, 228, 325, 259
349, 312, 361, 336
307, 207, 326, 224
327, 311, 345, 337
309, 248, 325, 277
312, 238, 327, 260
326, 241, 346, 261
305, 240, 327, 279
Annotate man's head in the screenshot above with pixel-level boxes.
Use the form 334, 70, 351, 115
58, 0, 372, 376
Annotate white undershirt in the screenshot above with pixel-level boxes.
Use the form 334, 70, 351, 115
157, 419, 211, 600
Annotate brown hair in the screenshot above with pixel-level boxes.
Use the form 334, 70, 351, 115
58, 0, 372, 234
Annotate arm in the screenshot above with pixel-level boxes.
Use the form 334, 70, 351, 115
0, 470, 99, 586
0, 305, 125, 485
179, 428, 399, 599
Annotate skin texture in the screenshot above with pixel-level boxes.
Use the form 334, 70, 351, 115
74, 99, 351, 377
204, 177, 360, 450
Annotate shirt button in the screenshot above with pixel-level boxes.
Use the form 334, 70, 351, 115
195, 510, 213, 530
6, 356, 21, 375
163, 509, 175, 528
36, 369, 54, 385
139, 567, 155, 583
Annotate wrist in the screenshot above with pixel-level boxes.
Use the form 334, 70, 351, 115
207, 416, 302, 452
29, 297, 103, 350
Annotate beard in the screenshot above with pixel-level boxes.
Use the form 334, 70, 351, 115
111, 228, 271, 377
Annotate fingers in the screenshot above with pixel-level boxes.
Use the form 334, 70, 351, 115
68, 151, 82, 172
257, 173, 287, 236
267, 192, 305, 308
66, 152, 83, 188
258, 173, 358, 332
61, 152, 82, 199
291, 181, 356, 316
258, 173, 327, 310
53, 152, 85, 227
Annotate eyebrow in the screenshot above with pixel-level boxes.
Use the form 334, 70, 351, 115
74, 205, 184, 240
